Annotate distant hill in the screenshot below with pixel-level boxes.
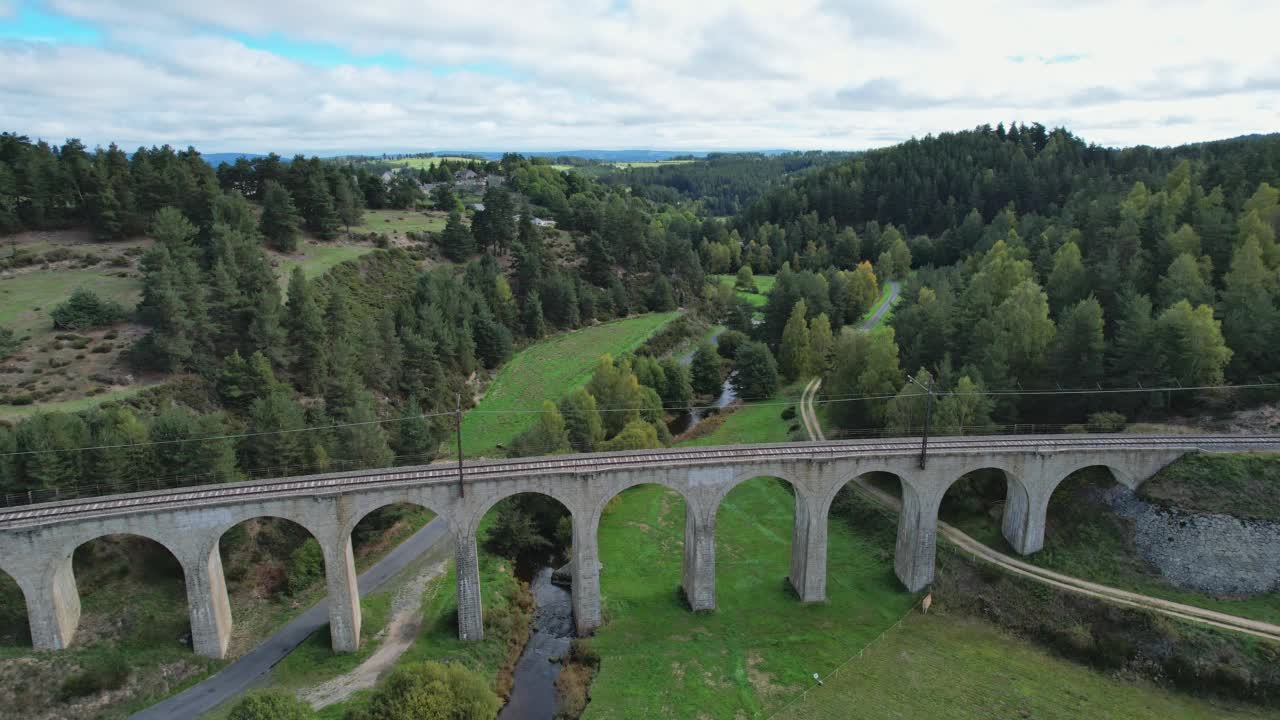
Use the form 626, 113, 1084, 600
200, 152, 268, 165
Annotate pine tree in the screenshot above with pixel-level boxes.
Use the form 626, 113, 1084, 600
1157, 253, 1214, 309
149, 206, 197, 253
244, 390, 308, 474
522, 290, 547, 339
336, 390, 394, 469
809, 312, 834, 372
393, 397, 438, 465
333, 173, 363, 235
284, 267, 328, 395
259, 180, 301, 251
1052, 296, 1106, 389
1046, 241, 1088, 315
1221, 236, 1278, 378
779, 299, 813, 380
440, 210, 474, 262
324, 285, 361, 411
1155, 300, 1232, 388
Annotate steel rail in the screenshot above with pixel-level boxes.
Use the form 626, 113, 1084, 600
3, 434, 1278, 529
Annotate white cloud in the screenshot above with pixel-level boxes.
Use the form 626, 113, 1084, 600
1, 0, 1276, 152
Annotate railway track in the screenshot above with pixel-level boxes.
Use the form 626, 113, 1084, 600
3, 432, 1279, 529
797, 377, 1280, 643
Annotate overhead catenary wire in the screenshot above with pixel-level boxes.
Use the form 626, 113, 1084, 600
0, 379, 1276, 461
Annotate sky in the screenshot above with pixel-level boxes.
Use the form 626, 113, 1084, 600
0, 0, 1277, 154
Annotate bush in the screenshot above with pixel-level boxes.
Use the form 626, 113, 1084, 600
50, 288, 127, 330
0, 327, 17, 359
228, 690, 315, 720
715, 329, 748, 359
287, 538, 324, 595
556, 640, 601, 719
59, 656, 130, 699
346, 661, 500, 720
1086, 411, 1126, 433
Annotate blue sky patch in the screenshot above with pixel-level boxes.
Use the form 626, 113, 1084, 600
231, 32, 409, 69
0, 2, 102, 45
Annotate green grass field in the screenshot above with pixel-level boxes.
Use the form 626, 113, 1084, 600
777, 612, 1271, 720
383, 156, 477, 169
0, 268, 140, 339
350, 208, 448, 237
271, 241, 376, 289
583, 480, 916, 719
680, 399, 799, 447
0, 385, 156, 420
714, 273, 775, 309
461, 312, 681, 457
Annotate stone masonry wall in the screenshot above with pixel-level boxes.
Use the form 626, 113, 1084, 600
1104, 486, 1280, 595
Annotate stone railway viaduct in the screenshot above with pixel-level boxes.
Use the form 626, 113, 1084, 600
1, 434, 1276, 659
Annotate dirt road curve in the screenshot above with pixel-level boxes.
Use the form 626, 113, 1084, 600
797, 378, 1280, 643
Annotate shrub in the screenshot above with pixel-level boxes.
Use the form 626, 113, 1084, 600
90, 343, 114, 354
59, 656, 130, 699
228, 690, 315, 720
0, 328, 17, 360
346, 661, 499, 720
287, 538, 324, 595
50, 289, 127, 330
1086, 411, 1126, 433
715, 329, 748, 359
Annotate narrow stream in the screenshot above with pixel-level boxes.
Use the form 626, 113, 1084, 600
498, 566, 574, 720
669, 330, 737, 436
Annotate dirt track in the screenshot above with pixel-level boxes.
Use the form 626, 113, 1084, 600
798, 377, 1280, 643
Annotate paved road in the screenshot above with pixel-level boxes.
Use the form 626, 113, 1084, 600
862, 280, 899, 330
796, 379, 1280, 643
132, 517, 450, 720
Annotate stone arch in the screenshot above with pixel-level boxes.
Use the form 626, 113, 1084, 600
66, 531, 193, 651
345, 498, 442, 560
213, 509, 362, 652
710, 471, 813, 605
1032, 461, 1137, 558
592, 480, 690, 613
821, 465, 916, 520
467, 487, 582, 540
590, 476, 698, 529
709, 466, 808, 517
1045, 461, 1135, 498
936, 462, 1034, 550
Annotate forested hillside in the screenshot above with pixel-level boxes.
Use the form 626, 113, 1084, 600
2, 125, 1280, 499
0, 134, 715, 500
728, 125, 1280, 432
597, 151, 852, 216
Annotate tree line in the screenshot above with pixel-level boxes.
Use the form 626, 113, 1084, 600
726, 126, 1280, 433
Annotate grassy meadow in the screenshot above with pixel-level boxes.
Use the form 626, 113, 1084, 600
776, 612, 1272, 720
271, 240, 376, 289
383, 156, 478, 169
350, 208, 449, 241
714, 273, 775, 308
461, 312, 681, 457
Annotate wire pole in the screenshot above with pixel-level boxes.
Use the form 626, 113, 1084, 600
909, 375, 935, 469
455, 393, 465, 498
